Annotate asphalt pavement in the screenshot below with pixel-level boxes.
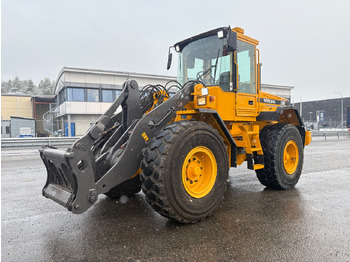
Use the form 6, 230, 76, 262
1, 138, 350, 262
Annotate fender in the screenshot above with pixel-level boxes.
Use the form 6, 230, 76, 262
257, 106, 307, 146
195, 109, 237, 167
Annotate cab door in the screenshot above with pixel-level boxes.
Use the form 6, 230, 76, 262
235, 40, 258, 118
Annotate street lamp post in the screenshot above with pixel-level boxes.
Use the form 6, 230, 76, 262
309, 112, 312, 123
309, 112, 313, 130
334, 92, 343, 129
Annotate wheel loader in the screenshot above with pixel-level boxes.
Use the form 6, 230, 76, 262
40, 26, 311, 223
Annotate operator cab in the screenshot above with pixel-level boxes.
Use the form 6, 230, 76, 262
169, 26, 258, 92
168, 26, 260, 120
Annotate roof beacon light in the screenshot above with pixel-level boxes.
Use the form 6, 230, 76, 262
232, 27, 244, 34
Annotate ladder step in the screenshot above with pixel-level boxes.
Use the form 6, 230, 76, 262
235, 141, 246, 147
254, 164, 264, 170
251, 148, 262, 152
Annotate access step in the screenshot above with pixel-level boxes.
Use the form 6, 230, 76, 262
253, 164, 264, 170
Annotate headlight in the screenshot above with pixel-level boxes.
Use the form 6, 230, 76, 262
281, 100, 286, 106
217, 30, 224, 39
197, 97, 207, 106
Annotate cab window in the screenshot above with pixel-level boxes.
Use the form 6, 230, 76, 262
178, 35, 232, 91
237, 40, 256, 94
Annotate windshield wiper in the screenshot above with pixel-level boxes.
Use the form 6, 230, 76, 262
212, 49, 220, 83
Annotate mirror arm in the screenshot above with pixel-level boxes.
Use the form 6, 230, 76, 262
167, 46, 173, 70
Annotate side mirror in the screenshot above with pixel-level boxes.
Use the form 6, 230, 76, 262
167, 49, 173, 70
227, 29, 237, 52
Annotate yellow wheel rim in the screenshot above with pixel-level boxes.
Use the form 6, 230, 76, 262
182, 146, 217, 198
283, 140, 299, 174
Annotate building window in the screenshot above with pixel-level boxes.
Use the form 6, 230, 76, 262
67, 88, 84, 102
58, 89, 65, 105
87, 89, 99, 102
6, 126, 10, 134
115, 90, 121, 98
101, 89, 114, 102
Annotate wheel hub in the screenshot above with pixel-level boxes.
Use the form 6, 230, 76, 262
283, 140, 299, 174
182, 146, 217, 198
187, 160, 202, 181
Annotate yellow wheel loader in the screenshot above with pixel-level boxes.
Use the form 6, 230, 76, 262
40, 26, 311, 223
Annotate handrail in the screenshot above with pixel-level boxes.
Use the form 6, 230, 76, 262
42, 104, 59, 135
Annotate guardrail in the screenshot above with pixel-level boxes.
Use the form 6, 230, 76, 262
1, 137, 80, 149
311, 131, 350, 140
2, 130, 349, 149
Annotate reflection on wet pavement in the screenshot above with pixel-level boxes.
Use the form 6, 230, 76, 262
2, 139, 350, 261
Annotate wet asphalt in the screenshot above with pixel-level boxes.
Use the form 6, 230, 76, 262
1, 137, 350, 262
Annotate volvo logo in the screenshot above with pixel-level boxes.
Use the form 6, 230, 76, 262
260, 98, 281, 105
263, 98, 276, 104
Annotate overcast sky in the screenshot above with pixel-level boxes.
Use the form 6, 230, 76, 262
2, 0, 350, 102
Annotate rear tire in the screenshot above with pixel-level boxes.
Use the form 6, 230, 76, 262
104, 175, 141, 199
140, 121, 229, 223
256, 124, 304, 189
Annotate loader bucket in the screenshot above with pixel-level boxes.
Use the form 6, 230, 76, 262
39, 80, 193, 214
40, 145, 97, 214
38, 80, 143, 214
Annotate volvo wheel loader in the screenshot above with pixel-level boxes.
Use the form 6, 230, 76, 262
40, 26, 311, 223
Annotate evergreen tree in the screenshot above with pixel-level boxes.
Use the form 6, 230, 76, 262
37, 77, 55, 95
10, 76, 25, 93
1, 77, 55, 95
1, 80, 10, 93
24, 79, 36, 94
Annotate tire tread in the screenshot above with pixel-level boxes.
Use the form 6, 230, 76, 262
140, 121, 227, 223
256, 124, 303, 189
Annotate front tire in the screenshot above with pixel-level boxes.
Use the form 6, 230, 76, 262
140, 121, 229, 223
256, 124, 304, 189
104, 175, 141, 199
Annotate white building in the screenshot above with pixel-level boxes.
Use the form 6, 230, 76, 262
52, 67, 293, 136
261, 83, 293, 101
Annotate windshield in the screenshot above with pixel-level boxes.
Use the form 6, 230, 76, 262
177, 35, 232, 90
